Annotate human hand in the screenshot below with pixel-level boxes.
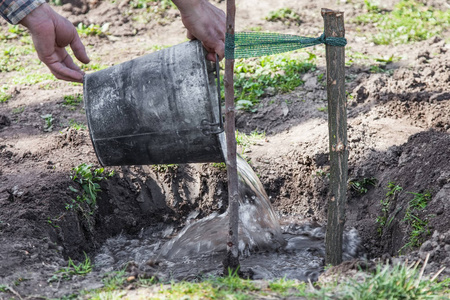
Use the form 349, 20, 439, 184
20, 3, 90, 82
173, 0, 226, 61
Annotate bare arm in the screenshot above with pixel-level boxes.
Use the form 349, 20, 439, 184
172, 0, 226, 61
19, 3, 90, 82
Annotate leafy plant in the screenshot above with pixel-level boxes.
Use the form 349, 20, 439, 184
349, 177, 377, 195
266, 8, 301, 26
69, 163, 113, 210
11, 106, 25, 114
41, 114, 54, 132
400, 191, 432, 252
49, 252, 92, 282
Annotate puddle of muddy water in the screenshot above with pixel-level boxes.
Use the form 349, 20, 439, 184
94, 156, 362, 282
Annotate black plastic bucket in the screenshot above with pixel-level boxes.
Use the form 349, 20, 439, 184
83, 40, 224, 166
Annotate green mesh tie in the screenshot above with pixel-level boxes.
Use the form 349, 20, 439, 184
225, 32, 347, 59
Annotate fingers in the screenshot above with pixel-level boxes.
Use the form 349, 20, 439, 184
70, 28, 90, 64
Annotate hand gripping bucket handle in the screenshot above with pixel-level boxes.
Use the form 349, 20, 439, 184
83, 40, 225, 166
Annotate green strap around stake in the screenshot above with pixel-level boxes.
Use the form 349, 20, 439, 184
225, 32, 347, 59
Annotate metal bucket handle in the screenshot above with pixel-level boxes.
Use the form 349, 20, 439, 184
201, 54, 224, 136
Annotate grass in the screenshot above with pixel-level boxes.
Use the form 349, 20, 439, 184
231, 51, 316, 111
52, 261, 450, 299
399, 191, 433, 252
12, 72, 56, 85
235, 130, 266, 153
63, 94, 83, 109
337, 260, 449, 300
376, 182, 403, 235
48, 252, 93, 282
265, 8, 301, 26
68, 119, 87, 130
354, 0, 450, 45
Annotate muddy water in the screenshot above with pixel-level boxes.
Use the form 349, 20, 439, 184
94, 156, 362, 281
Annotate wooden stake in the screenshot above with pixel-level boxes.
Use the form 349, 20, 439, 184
223, 0, 240, 274
322, 8, 348, 266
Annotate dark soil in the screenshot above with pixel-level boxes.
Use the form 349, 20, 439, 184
1, 0, 449, 298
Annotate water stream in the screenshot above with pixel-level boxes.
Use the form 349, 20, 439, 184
94, 155, 362, 281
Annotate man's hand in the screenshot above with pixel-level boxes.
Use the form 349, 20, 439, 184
173, 0, 226, 61
20, 3, 90, 82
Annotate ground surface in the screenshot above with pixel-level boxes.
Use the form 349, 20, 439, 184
0, 0, 450, 298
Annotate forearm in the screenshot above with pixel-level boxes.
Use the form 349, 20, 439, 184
0, 0, 45, 24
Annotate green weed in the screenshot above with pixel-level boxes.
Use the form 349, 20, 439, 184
49, 252, 92, 282
266, 8, 301, 26
41, 114, 54, 132
376, 182, 403, 235
354, 0, 450, 45
269, 277, 306, 296
400, 191, 432, 252
232, 52, 315, 111
317, 106, 327, 112
349, 177, 377, 195
68, 163, 113, 210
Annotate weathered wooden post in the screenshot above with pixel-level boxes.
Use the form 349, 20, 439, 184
322, 8, 348, 266
223, 0, 240, 273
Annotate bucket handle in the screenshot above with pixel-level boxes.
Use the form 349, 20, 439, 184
201, 54, 224, 136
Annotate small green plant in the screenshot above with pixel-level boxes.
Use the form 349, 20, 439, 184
12, 72, 55, 85
317, 106, 327, 112
152, 164, 178, 172
63, 94, 83, 108
77, 23, 109, 37
0, 85, 11, 103
235, 130, 266, 154
349, 177, 377, 195
130, 0, 175, 10
69, 163, 113, 210
49, 252, 92, 282
41, 114, 54, 132
11, 106, 25, 114
68, 119, 87, 130
47, 217, 61, 229
266, 8, 301, 26
376, 182, 403, 235
211, 162, 227, 170
400, 191, 432, 252
0, 285, 9, 292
